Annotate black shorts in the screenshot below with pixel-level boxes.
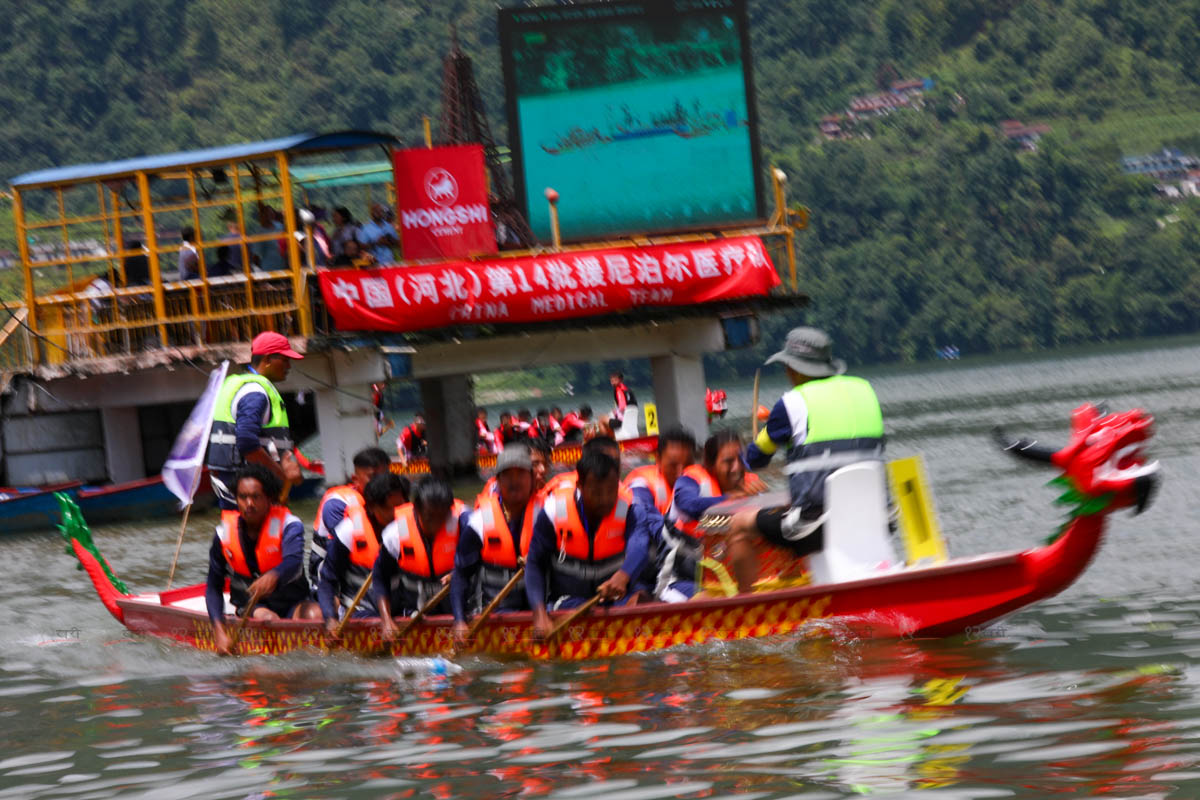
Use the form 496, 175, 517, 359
755, 506, 824, 557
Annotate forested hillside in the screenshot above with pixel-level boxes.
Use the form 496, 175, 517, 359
2, 0, 1200, 369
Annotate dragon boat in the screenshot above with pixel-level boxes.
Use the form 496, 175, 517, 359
64, 406, 1157, 661
392, 434, 658, 476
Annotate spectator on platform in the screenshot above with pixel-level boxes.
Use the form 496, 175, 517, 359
293, 210, 331, 267
330, 237, 374, 268
252, 205, 285, 272
359, 203, 399, 265
209, 245, 236, 279
178, 227, 200, 281
217, 209, 245, 273
122, 240, 150, 287
330, 206, 361, 259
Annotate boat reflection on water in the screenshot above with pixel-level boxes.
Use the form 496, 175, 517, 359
130, 626, 1181, 798
5, 608, 1194, 799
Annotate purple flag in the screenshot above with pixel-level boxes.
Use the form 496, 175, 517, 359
161, 361, 229, 507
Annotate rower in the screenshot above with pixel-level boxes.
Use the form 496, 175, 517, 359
206, 464, 319, 655
310, 447, 393, 590
480, 435, 546, 499
317, 473, 409, 642
476, 408, 496, 454
623, 426, 696, 515
450, 446, 538, 646
559, 405, 589, 443
530, 408, 563, 447
609, 371, 640, 440
525, 451, 657, 639
206, 331, 304, 510
396, 414, 428, 464
495, 410, 520, 450
657, 431, 766, 603
541, 435, 620, 496
728, 326, 885, 593
529, 438, 552, 494
706, 388, 729, 422
373, 477, 467, 641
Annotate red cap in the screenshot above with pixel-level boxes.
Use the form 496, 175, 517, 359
251, 331, 303, 359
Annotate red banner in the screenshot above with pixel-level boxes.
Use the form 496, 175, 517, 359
318, 235, 779, 333
393, 144, 497, 260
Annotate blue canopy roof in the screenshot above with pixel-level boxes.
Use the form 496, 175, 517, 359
10, 130, 399, 189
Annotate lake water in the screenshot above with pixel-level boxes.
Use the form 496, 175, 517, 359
5, 339, 1200, 798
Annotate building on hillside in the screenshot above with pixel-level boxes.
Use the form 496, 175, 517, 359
999, 120, 1052, 152
1121, 148, 1200, 181
824, 78, 933, 136
847, 91, 912, 120
819, 114, 849, 140
890, 78, 930, 97
1181, 169, 1200, 198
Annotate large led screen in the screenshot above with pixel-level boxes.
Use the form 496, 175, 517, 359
500, 0, 764, 242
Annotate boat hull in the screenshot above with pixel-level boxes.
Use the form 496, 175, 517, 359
111, 515, 1104, 660
0, 482, 83, 533
77, 475, 214, 526
58, 473, 321, 529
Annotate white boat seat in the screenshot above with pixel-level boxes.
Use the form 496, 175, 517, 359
808, 461, 898, 584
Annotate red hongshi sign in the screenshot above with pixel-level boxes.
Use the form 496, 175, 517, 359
393, 144, 497, 260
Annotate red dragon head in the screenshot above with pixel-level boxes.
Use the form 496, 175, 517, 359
995, 404, 1159, 515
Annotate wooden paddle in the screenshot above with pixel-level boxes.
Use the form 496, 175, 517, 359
467, 564, 525, 640
323, 573, 373, 653
381, 581, 452, 652
451, 563, 526, 655
228, 586, 265, 654
543, 592, 604, 644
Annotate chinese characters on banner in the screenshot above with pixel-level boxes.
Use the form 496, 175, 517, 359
318, 235, 779, 333
392, 144, 497, 260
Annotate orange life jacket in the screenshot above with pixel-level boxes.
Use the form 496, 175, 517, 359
219, 505, 293, 577
547, 484, 633, 586
314, 484, 365, 538
542, 470, 577, 497
476, 491, 535, 569
392, 501, 465, 579
666, 464, 759, 540
623, 464, 671, 514
322, 499, 380, 611
339, 503, 379, 570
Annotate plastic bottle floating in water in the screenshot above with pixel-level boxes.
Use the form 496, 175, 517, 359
394, 656, 461, 677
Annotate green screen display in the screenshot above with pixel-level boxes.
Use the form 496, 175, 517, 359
500, 0, 763, 242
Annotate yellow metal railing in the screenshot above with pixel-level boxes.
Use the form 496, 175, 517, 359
10, 148, 314, 367
24, 271, 303, 365
0, 304, 34, 373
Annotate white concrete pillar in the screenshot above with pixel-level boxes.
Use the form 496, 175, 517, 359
314, 385, 377, 486
101, 407, 145, 483
650, 354, 709, 442
418, 374, 477, 478
296, 349, 388, 486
